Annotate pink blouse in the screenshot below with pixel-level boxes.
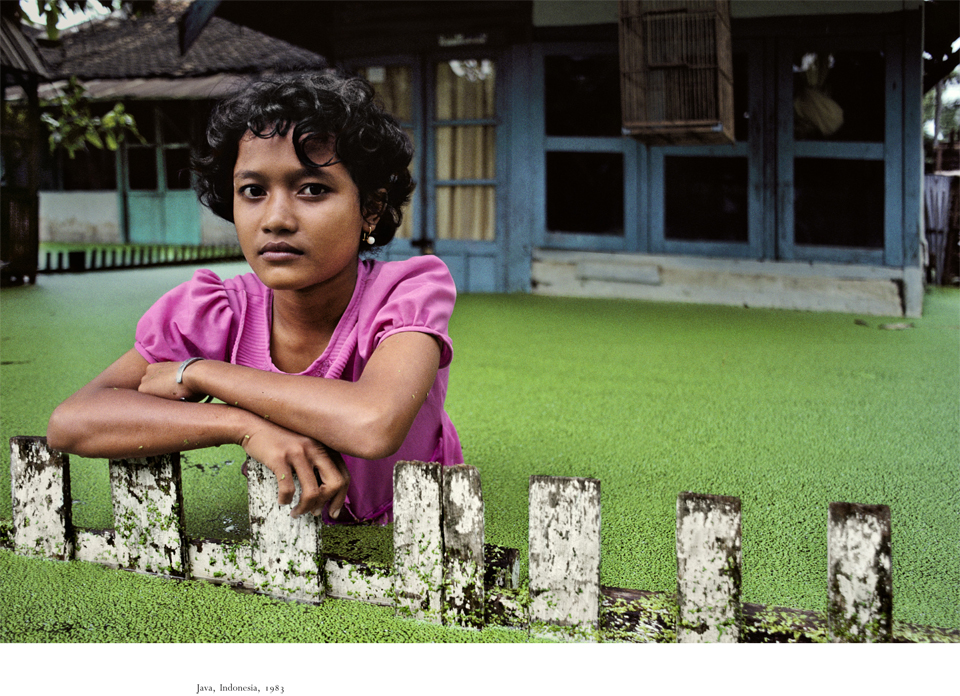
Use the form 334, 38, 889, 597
134, 255, 463, 524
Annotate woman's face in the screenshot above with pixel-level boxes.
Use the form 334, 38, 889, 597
232, 130, 371, 295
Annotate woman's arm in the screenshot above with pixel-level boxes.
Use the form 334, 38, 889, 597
138, 330, 442, 461
47, 349, 349, 518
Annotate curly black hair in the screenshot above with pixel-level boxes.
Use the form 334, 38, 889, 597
193, 71, 415, 252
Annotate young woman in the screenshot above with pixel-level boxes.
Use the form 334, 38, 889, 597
47, 72, 463, 524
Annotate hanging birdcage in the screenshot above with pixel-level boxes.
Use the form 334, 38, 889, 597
619, 0, 734, 144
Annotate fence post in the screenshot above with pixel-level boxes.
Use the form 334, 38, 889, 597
109, 454, 187, 577
528, 475, 601, 641
676, 492, 743, 643
441, 464, 484, 628
827, 502, 892, 642
393, 461, 443, 622
245, 457, 324, 603
10, 437, 74, 560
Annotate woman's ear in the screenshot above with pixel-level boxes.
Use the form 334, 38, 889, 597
363, 188, 388, 228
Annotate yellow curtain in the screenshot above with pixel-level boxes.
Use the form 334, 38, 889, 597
435, 60, 497, 242
360, 66, 415, 239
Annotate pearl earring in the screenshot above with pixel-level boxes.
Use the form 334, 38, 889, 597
364, 224, 376, 246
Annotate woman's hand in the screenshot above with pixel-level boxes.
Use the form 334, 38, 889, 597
239, 418, 350, 519
138, 360, 206, 402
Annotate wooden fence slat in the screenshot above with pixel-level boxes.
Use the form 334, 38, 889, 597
245, 457, 323, 603
676, 491, 742, 643
827, 502, 892, 642
10, 437, 74, 560
109, 454, 186, 576
441, 464, 485, 628
393, 461, 443, 622
528, 475, 601, 641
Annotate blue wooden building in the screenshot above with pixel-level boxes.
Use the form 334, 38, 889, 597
38, 0, 959, 316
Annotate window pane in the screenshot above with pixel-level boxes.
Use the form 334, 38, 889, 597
436, 60, 495, 120
793, 50, 885, 142
794, 158, 884, 248
546, 152, 623, 235
159, 102, 192, 145
435, 126, 495, 181
128, 147, 157, 190
665, 156, 748, 243
436, 185, 495, 241
545, 55, 621, 137
165, 148, 191, 190
126, 103, 156, 144
62, 148, 117, 191
360, 65, 413, 122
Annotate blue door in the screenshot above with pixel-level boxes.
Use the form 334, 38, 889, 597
123, 103, 201, 245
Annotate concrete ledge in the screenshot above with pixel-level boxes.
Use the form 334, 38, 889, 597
531, 250, 913, 317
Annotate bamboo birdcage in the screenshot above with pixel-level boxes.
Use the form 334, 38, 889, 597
619, 0, 734, 144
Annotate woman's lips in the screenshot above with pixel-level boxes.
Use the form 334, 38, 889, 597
259, 241, 304, 258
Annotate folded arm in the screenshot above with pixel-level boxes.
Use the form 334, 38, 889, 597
46, 331, 440, 517
138, 330, 441, 461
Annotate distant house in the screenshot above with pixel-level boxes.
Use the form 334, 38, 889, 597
179, 0, 957, 317
34, 0, 325, 248
1, 6, 48, 285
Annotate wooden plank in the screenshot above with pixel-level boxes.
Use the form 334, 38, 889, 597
324, 556, 393, 606
827, 502, 892, 642
109, 453, 187, 576
75, 529, 118, 566
676, 491, 742, 643
10, 437, 74, 561
392, 461, 443, 622
188, 538, 257, 590
441, 464, 484, 628
245, 457, 323, 603
528, 475, 601, 641
600, 587, 674, 643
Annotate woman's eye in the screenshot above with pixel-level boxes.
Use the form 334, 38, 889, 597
238, 185, 265, 199
302, 183, 329, 196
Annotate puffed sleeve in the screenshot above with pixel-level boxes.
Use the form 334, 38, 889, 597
365, 256, 456, 369
134, 269, 237, 364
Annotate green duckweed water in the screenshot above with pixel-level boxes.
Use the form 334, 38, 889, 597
1, 265, 958, 641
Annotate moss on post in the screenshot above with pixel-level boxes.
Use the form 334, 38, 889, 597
109, 454, 186, 577
10, 437, 74, 561
528, 475, 601, 642
675, 491, 743, 643
827, 502, 892, 642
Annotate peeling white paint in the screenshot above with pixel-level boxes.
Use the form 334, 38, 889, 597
246, 458, 323, 603
393, 461, 443, 621
529, 476, 601, 641
676, 493, 742, 643
75, 530, 118, 566
827, 503, 892, 642
324, 557, 393, 605
10, 438, 73, 560
110, 455, 185, 576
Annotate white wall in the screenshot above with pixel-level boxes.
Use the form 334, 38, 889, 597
39, 191, 121, 244
200, 206, 240, 246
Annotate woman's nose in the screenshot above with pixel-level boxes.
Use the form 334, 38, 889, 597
262, 192, 297, 233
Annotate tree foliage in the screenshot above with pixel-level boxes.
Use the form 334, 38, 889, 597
39, 77, 144, 158
21, 0, 154, 41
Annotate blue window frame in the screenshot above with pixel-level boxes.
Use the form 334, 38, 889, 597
533, 44, 642, 253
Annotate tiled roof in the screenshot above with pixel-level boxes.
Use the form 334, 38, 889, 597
38, 1, 325, 80
1, 15, 48, 76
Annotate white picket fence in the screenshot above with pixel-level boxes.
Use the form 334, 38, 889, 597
6, 435, 953, 643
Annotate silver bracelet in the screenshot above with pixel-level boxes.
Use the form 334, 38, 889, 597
176, 357, 205, 384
